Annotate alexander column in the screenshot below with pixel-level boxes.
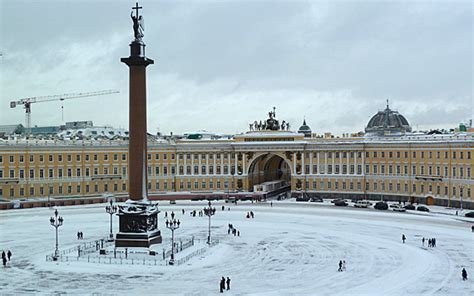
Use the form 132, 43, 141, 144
115, 2, 162, 248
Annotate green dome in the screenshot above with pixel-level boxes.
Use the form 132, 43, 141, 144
298, 119, 312, 137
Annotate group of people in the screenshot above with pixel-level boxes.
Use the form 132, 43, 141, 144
421, 237, 437, 248
337, 260, 347, 272
219, 277, 231, 293
76, 231, 84, 240
2, 250, 12, 266
228, 224, 240, 236
245, 211, 255, 219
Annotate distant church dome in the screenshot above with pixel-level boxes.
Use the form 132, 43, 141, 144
298, 119, 312, 137
365, 102, 412, 136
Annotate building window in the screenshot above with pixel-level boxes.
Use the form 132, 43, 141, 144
114, 154, 118, 161
9, 155, 14, 163
104, 154, 108, 161
122, 154, 126, 161
76, 154, 81, 162
19, 155, 24, 163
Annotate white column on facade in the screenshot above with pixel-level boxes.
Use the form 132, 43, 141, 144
310, 152, 313, 174
317, 152, 320, 175
302, 152, 305, 175
213, 153, 217, 175
205, 154, 209, 175
178, 153, 186, 175
332, 152, 335, 174
198, 154, 202, 175
324, 152, 327, 174
228, 153, 231, 175
234, 153, 238, 174
346, 151, 350, 174
191, 153, 194, 175
243, 153, 246, 175
339, 152, 343, 174
354, 151, 357, 175
293, 153, 297, 175
221, 153, 224, 175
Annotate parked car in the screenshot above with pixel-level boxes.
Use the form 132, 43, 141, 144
389, 203, 402, 208
374, 201, 388, 210
296, 196, 311, 202
404, 204, 416, 210
392, 204, 406, 212
417, 206, 430, 212
310, 197, 323, 202
334, 199, 348, 206
169, 200, 176, 204
465, 212, 474, 218
354, 200, 372, 208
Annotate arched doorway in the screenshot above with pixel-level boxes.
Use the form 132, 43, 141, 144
247, 153, 291, 192
426, 195, 435, 205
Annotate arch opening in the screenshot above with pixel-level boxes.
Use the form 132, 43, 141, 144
247, 153, 291, 193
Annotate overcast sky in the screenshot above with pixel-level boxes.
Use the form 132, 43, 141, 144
0, 0, 472, 135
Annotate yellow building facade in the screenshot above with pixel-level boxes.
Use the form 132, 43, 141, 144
0, 130, 473, 209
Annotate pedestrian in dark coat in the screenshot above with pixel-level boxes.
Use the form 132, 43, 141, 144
338, 260, 343, 272
402, 234, 406, 243
226, 277, 231, 290
1, 251, 5, 261
428, 239, 432, 248
462, 268, 468, 280
2, 256, 6, 267
7, 250, 11, 261
220, 277, 225, 293
422, 237, 425, 247
237, 231, 240, 237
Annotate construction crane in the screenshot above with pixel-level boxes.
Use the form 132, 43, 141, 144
10, 89, 120, 133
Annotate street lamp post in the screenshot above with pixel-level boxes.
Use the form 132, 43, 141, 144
105, 199, 118, 241
49, 209, 64, 260
203, 201, 215, 244
165, 218, 180, 265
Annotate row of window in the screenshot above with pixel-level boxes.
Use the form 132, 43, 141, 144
303, 180, 472, 198
2, 182, 127, 198
0, 166, 127, 179
300, 164, 472, 178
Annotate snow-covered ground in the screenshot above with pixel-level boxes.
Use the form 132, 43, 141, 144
0, 200, 473, 295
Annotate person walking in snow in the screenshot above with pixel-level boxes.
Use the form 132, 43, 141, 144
422, 237, 425, 247
462, 268, 468, 280
226, 277, 231, 290
7, 250, 11, 261
250, 211, 254, 218
338, 260, 343, 272
237, 230, 240, 237
402, 234, 406, 244
220, 277, 225, 293
2, 256, 6, 267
